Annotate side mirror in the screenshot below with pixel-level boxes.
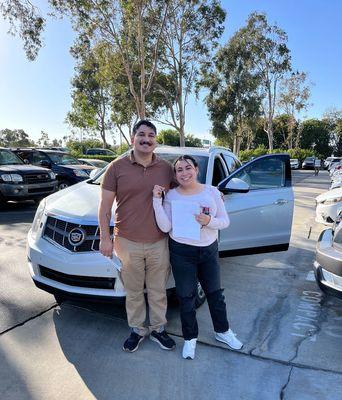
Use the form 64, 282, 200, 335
24, 159, 29, 164
89, 168, 101, 179
219, 178, 250, 194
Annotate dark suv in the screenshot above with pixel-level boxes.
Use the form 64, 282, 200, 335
13, 149, 95, 191
0, 148, 57, 205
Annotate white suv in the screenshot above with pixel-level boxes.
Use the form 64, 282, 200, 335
27, 146, 294, 302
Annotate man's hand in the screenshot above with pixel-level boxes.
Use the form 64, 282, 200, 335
99, 237, 113, 258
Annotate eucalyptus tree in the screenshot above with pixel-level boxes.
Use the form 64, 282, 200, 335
242, 12, 291, 150
0, 0, 45, 60
278, 71, 312, 148
51, 0, 169, 119
154, 0, 225, 146
202, 30, 261, 154
67, 40, 113, 147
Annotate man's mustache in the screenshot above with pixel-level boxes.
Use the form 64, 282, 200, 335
139, 141, 153, 146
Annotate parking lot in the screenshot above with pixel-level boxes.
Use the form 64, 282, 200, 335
0, 170, 341, 400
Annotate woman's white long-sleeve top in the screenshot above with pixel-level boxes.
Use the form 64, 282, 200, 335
153, 185, 230, 247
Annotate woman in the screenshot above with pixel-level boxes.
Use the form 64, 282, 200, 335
152, 155, 243, 359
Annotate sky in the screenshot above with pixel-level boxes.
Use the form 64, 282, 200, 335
0, 0, 341, 144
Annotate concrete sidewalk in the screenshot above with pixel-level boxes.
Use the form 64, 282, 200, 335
1, 302, 341, 400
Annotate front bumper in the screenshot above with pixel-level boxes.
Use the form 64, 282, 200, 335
313, 228, 342, 299
315, 203, 341, 224
1, 181, 57, 200
27, 229, 126, 299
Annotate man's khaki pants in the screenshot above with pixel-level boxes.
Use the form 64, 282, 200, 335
114, 236, 170, 336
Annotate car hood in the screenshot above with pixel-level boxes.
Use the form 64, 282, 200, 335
316, 187, 342, 202
0, 164, 52, 174
44, 181, 113, 223
61, 164, 95, 171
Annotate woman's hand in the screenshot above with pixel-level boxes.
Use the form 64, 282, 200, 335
195, 213, 211, 227
153, 185, 165, 198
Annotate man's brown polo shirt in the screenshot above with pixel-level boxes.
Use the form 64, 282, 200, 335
101, 152, 174, 243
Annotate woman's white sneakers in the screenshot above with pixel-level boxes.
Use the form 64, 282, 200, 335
182, 330, 242, 360
182, 338, 197, 359
214, 329, 243, 350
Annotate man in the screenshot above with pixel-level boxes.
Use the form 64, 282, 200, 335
98, 120, 176, 352
314, 158, 321, 175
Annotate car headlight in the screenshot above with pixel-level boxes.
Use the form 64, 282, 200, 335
49, 171, 56, 180
322, 197, 342, 205
31, 198, 46, 240
0, 173, 23, 182
73, 169, 89, 177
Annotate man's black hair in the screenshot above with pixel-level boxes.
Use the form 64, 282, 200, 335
132, 120, 157, 136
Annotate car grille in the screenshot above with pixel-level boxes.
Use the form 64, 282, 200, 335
24, 173, 51, 184
43, 216, 114, 252
28, 186, 55, 194
39, 265, 115, 289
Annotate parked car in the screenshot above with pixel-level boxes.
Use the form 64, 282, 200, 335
0, 147, 57, 205
326, 157, 342, 170
78, 158, 109, 169
330, 170, 342, 190
302, 156, 315, 169
290, 158, 300, 169
13, 149, 95, 191
329, 161, 342, 177
27, 146, 294, 303
314, 213, 342, 299
85, 148, 116, 156
315, 187, 342, 224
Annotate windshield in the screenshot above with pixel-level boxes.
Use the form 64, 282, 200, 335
91, 153, 209, 184
0, 149, 24, 165
48, 153, 81, 165
305, 157, 315, 161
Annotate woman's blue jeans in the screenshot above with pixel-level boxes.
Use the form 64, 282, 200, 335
169, 238, 229, 340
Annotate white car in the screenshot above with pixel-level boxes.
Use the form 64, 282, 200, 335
324, 157, 342, 170
314, 214, 342, 299
316, 188, 342, 224
27, 146, 294, 302
290, 159, 300, 169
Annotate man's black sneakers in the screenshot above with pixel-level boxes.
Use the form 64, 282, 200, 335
150, 330, 176, 350
123, 331, 145, 352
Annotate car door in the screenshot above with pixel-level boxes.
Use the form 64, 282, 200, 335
217, 154, 294, 256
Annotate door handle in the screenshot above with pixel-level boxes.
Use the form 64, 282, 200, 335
273, 199, 288, 205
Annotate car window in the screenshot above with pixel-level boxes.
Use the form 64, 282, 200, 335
212, 156, 227, 186
48, 153, 80, 165
233, 156, 286, 189
31, 152, 49, 165
0, 150, 24, 165
222, 154, 240, 174
91, 154, 209, 184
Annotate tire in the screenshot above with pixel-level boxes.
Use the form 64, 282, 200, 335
58, 181, 69, 191
195, 282, 206, 308
0, 193, 7, 208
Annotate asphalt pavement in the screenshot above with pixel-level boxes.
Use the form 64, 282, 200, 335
0, 170, 341, 400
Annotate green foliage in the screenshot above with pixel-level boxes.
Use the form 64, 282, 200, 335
0, 128, 35, 148
0, 0, 45, 60
66, 138, 109, 157
157, 129, 202, 147
299, 119, 332, 159
156, 0, 226, 144
238, 146, 317, 162
114, 143, 130, 156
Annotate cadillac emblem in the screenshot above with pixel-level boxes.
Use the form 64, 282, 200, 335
68, 227, 86, 247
